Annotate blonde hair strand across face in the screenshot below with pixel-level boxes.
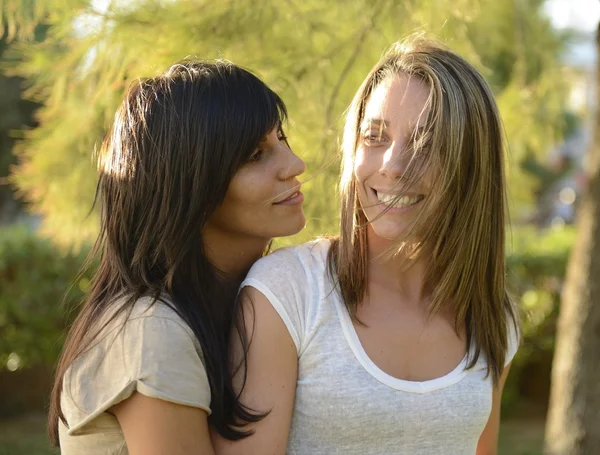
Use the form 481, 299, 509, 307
328, 37, 518, 386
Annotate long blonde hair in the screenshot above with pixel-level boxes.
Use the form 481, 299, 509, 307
327, 37, 517, 385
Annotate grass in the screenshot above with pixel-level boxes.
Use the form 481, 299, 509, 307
498, 418, 545, 455
0, 413, 57, 455
0, 413, 544, 455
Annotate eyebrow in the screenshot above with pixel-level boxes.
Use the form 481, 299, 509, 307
361, 118, 389, 129
260, 123, 283, 142
361, 118, 428, 137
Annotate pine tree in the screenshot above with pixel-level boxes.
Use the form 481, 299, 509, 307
2, 0, 571, 247
0, 24, 44, 222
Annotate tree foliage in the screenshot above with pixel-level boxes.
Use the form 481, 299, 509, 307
2, 0, 572, 247
0, 26, 43, 222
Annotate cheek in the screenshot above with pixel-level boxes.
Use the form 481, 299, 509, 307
353, 148, 372, 184
207, 167, 281, 236
224, 180, 249, 209
227, 168, 272, 207
353, 152, 373, 209
422, 165, 439, 192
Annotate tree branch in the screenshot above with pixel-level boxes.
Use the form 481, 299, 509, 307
324, 0, 390, 130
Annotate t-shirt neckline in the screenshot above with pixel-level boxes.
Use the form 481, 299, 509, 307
332, 290, 470, 394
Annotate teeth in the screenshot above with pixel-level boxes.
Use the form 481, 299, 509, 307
376, 192, 422, 208
282, 191, 298, 202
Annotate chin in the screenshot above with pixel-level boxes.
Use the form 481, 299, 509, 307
287, 215, 307, 236
369, 220, 412, 241
273, 214, 306, 238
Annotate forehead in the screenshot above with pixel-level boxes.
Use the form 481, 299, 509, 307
362, 74, 431, 129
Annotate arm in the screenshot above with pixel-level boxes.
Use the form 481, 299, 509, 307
212, 286, 299, 455
111, 393, 214, 455
476, 362, 512, 455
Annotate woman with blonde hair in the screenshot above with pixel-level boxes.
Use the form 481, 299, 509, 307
215, 38, 519, 455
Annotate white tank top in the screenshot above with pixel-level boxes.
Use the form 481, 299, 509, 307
242, 239, 519, 455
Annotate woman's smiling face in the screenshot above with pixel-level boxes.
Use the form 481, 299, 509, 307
205, 126, 306, 243
354, 74, 433, 241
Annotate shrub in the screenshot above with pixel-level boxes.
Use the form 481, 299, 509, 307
0, 223, 575, 417
502, 225, 576, 415
0, 224, 90, 371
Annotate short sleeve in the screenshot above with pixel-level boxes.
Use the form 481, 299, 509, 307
62, 302, 211, 436
505, 314, 520, 367
464, 307, 521, 372
241, 243, 318, 355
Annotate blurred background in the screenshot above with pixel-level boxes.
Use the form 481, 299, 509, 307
0, 0, 599, 454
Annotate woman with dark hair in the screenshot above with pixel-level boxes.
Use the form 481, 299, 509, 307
216, 38, 519, 454
48, 60, 305, 455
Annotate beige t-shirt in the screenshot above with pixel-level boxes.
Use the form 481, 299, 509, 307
58, 296, 211, 454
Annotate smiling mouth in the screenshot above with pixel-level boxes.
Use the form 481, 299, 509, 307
273, 189, 303, 205
279, 191, 300, 202
375, 190, 425, 209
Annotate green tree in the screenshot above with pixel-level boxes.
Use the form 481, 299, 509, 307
3, 0, 571, 247
0, 27, 43, 222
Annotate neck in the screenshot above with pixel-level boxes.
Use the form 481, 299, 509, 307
202, 226, 269, 285
366, 226, 431, 305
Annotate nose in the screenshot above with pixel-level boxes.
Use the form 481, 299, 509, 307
379, 142, 409, 180
278, 143, 306, 180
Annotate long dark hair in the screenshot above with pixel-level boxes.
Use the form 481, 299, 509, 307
48, 60, 287, 444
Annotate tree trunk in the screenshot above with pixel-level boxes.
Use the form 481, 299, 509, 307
544, 22, 600, 455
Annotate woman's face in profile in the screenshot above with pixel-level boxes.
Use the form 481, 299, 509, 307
206, 127, 306, 242
354, 74, 433, 241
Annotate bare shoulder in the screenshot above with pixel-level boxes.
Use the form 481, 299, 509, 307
236, 285, 298, 361
213, 286, 298, 455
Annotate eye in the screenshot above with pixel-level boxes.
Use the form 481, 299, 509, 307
362, 131, 387, 146
248, 148, 264, 163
